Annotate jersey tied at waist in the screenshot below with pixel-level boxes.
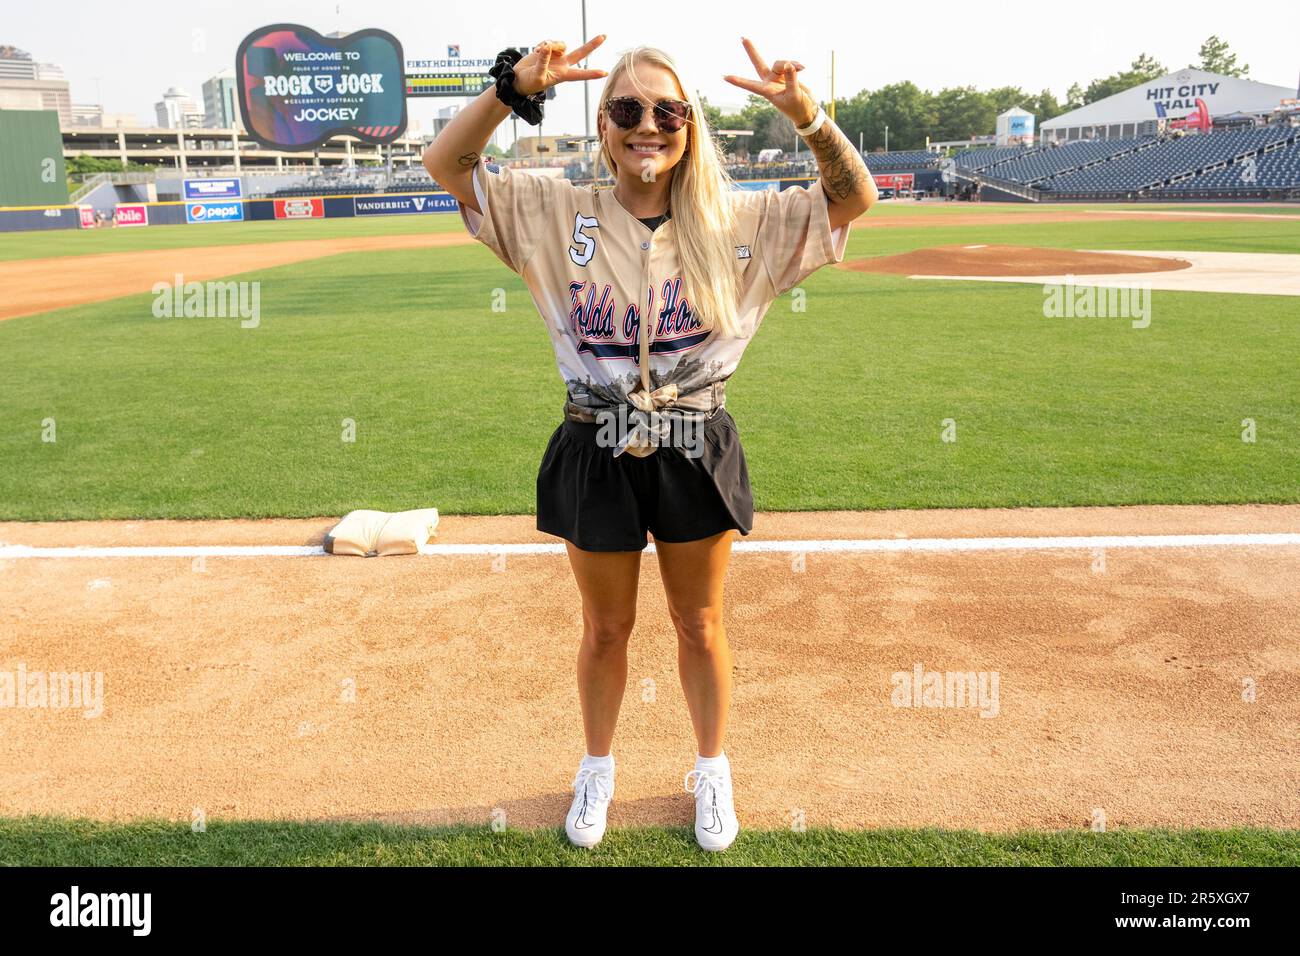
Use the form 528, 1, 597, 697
563, 380, 726, 458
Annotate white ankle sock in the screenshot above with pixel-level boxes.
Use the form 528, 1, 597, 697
695, 751, 728, 773
583, 752, 614, 772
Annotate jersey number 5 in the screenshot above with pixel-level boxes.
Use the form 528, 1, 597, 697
568, 214, 598, 267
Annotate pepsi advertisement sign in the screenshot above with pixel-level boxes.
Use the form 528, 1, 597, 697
186, 201, 246, 224
353, 194, 457, 216
236, 23, 407, 150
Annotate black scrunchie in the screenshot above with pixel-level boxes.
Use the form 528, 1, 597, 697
490, 48, 546, 126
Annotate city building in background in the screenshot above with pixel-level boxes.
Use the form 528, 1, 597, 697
154, 87, 204, 129
69, 104, 141, 129
202, 69, 240, 129
0, 44, 71, 124
0, 44, 35, 79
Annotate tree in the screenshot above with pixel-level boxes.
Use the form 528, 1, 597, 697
1065, 83, 1085, 110
65, 156, 153, 176
697, 95, 725, 133
735, 95, 788, 152
931, 87, 996, 143
1194, 35, 1249, 77
861, 81, 935, 151
828, 90, 871, 153
1029, 88, 1065, 123
1084, 53, 1166, 104
986, 86, 1033, 116
1130, 53, 1164, 78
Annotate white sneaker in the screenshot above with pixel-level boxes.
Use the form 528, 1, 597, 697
684, 766, 740, 852
566, 760, 615, 848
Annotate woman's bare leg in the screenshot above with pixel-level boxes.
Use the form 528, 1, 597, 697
565, 542, 643, 757
654, 530, 735, 758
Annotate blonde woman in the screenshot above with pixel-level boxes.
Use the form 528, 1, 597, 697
423, 36, 875, 852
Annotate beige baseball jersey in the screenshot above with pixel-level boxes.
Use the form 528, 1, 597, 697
458, 160, 851, 454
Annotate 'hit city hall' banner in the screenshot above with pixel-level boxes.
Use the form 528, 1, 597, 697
236, 23, 407, 150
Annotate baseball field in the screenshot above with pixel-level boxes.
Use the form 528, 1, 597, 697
1, 199, 1297, 866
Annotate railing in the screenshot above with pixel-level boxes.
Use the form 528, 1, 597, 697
68, 171, 155, 202
68, 173, 109, 203
974, 172, 1045, 202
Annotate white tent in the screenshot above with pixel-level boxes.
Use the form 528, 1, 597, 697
1040, 70, 1297, 142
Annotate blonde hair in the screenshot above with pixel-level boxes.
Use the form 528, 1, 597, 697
597, 46, 743, 339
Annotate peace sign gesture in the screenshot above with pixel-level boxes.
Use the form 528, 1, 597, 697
722, 37, 817, 125
512, 35, 610, 97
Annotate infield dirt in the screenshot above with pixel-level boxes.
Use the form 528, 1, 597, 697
2, 505, 1296, 832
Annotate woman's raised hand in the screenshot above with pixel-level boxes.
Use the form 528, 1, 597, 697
511, 36, 609, 96
722, 37, 816, 125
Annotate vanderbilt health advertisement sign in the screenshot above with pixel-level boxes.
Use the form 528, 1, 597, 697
236, 23, 407, 150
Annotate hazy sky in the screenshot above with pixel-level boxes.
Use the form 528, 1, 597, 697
7, 0, 1298, 138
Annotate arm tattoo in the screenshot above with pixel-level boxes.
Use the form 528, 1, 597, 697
457, 151, 480, 167
804, 121, 870, 203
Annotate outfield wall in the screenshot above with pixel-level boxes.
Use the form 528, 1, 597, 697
0, 178, 828, 234
0, 204, 86, 232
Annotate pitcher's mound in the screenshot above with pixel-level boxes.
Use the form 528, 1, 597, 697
845, 244, 1193, 277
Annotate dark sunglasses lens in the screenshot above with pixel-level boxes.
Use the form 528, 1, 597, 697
608, 99, 642, 129
655, 101, 690, 131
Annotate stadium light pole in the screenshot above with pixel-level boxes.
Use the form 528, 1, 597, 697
829, 50, 835, 124
581, 0, 590, 159
885, 124, 889, 152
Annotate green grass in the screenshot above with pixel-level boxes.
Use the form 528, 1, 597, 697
1, 818, 1295, 866
4, 201, 1295, 262
2, 212, 1297, 519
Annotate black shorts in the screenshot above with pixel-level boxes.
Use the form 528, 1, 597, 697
536, 406, 754, 552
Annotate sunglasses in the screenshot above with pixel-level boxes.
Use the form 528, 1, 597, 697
604, 97, 692, 133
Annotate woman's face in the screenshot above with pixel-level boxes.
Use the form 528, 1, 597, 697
598, 62, 691, 181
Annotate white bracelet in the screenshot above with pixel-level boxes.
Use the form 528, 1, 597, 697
795, 107, 827, 137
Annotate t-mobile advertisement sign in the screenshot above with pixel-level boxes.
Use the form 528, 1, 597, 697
114, 204, 149, 227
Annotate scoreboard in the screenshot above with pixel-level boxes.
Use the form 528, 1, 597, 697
405, 72, 495, 97
405, 72, 558, 100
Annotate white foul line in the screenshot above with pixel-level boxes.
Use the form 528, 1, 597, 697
0, 533, 1298, 559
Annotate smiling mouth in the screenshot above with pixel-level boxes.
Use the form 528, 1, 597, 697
628, 144, 666, 154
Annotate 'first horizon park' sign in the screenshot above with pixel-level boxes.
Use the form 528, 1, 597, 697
236, 23, 407, 150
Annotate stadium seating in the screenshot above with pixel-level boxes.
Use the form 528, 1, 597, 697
726, 161, 819, 180
986, 138, 1153, 185
263, 185, 378, 198
863, 150, 941, 170
1153, 139, 1300, 195
953, 146, 1035, 171
1039, 127, 1296, 194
